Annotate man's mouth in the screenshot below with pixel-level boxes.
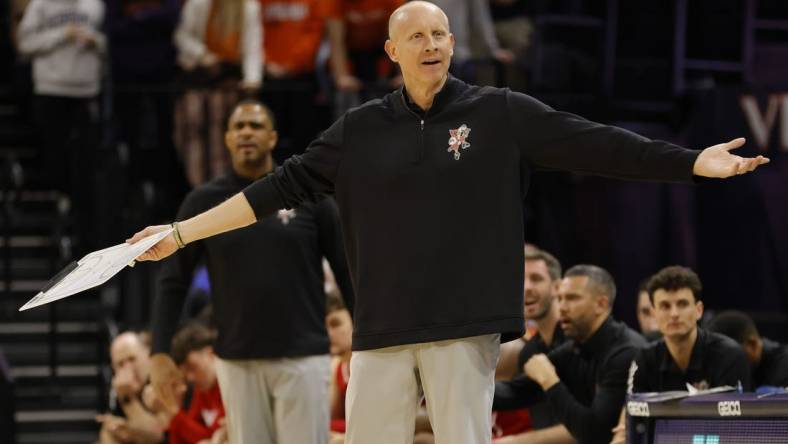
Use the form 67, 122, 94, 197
422, 60, 440, 65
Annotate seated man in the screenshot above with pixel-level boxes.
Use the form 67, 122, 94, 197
708, 310, 788, 389
98, 331, 164, 444
611, 267, 753, 444
628, 266, 751, 394
494, 246, 566, 439
635, 279, 660, 341
494, 265, 646, 444
161, 323, 226, 444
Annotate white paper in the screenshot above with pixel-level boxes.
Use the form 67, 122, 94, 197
19, 228, 173, 311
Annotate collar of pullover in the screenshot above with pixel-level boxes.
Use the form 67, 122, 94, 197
396, 74, 468, 117
658, 327, 706, 373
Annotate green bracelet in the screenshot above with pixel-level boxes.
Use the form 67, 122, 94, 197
171, 222, 185, 249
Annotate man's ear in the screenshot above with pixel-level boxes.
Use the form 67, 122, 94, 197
385, 39, 398, 63
596, 293, 610, 315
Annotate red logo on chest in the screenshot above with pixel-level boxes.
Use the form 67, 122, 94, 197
447, 124, 472, 160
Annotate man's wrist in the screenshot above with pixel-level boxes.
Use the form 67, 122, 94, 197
540, 374, 560, 391
171, 222, 186, 248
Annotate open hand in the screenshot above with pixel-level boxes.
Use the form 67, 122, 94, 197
693, 137, 769, 178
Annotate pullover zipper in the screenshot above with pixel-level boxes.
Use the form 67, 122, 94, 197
401, 92, 426, 164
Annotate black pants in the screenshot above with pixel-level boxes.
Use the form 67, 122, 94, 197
33, 94, 99, 254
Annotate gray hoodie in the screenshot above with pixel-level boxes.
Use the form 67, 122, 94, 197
17, 0, 106, 97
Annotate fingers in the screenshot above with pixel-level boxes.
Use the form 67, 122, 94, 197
126, 225, 169, 245
723, 137, 747, 151
126, 227, 153, 244
736, 155, 771, 175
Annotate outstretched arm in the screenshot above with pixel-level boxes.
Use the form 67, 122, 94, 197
128, 193, 256, 262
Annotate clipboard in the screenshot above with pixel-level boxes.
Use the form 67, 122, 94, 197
19, 228, 173, 311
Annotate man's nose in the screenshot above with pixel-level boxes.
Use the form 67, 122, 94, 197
424, 35, 438, 51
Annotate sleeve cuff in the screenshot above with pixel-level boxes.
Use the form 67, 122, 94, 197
242, 176, 285, 221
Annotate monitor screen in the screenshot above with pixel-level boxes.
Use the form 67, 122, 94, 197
654, 419, 788, 444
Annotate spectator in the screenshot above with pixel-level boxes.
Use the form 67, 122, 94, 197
98, 331, 165, 444
427, 0, 514, 82
488, 0, 533, 91
327, 293, 353, 441
150, 99, 354, 444
159, 323, 226, 444
259, 0, 349, 161
635, 279, 660, 340
708, 310, 788, 389
17, 0, 106, 254
494, 265, 646, 444
332, 0, 405, 115
173, 0, 262, 185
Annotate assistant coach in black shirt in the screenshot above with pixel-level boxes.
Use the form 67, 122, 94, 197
494, 265, 646, 444
628, 266, 751, 394
149, 100, 354, 444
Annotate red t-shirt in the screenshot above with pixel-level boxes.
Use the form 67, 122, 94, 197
492, 409, 532, 439
168, 383, 225, 444
340, 0, 403, 52
260, 0, 341, 74
330, 360, 350, 433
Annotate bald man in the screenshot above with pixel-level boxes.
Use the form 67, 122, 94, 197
131, 2, 768, 443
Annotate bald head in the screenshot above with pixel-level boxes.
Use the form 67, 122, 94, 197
388, 1, 450, 40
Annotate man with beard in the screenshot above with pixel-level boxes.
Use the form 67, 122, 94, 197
149, 100, 354, 444
494, 247, 566, 439
497, 246, 563, 381
494, 265, 645, 444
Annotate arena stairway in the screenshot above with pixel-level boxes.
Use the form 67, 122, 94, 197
0, 77, 109, 443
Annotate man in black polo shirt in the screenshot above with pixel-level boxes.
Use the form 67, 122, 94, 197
708, 310, 788, 389
628, 266, 751, 394
150, 100, 354, 444
494, 265, 646, 444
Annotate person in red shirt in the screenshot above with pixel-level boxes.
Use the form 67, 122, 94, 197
259, 0, 357, 161
326, 293, 353, 442
156, 323, 226, 444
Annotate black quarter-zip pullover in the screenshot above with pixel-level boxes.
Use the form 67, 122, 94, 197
243, 75, 700, 351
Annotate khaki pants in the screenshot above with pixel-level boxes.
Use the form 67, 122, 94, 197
215, 355, 330, 444
346, 334, 501, 444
